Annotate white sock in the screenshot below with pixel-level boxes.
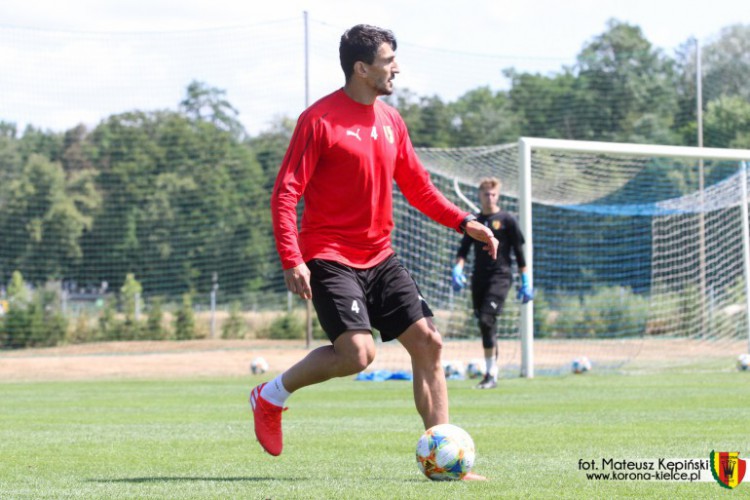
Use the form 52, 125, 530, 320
260, 374, 291, 407
485, 357, 497, 380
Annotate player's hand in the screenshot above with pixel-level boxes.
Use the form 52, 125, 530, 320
451, 264, 467, 292
464, 220, 499, 260
517, 273, 534, 303
284, 263, 312, 300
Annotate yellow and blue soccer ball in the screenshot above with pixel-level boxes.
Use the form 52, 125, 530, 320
466, 359, 484, 379
416, 424, 476, 481
442, 360, 465, 380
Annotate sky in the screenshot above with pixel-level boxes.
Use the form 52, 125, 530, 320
1, 0, 747, 135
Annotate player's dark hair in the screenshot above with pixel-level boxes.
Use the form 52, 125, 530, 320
339, 24, 397, 82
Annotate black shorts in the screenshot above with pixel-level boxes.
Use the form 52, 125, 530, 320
471, 273, 512, 317
307, 255, 433, 343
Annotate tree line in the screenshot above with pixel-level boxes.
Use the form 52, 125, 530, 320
1, 19, 749, 302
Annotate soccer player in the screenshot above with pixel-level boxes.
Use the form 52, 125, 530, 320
251, 24, 497, 480
452, 177, 533, 389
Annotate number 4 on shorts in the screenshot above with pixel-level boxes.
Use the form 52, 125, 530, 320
351, 300, 360, 314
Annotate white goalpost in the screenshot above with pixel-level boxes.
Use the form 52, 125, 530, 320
374, 138, 750, 378
518, 138, 750, 378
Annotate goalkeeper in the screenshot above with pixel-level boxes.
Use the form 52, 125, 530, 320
452, 177, 532, 389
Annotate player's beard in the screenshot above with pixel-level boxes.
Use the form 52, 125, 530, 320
376, 77, 395, 96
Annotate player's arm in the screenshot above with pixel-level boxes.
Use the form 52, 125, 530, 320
392, 124, 498, 259
456, 230, 472, 264
509, 217, 533, 303
451, 231, 473, 291
462, 219, 498, 260
270, 113, 321, 300
391, 118, 466, 227
283, 264, 312, 300
510, 219, 527, 270
517, 269, 533, 303
451, 256, 467, 292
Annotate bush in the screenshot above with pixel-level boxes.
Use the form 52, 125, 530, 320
174, 293, 196, 340
222, 302, 246, 339
266, 312, 305, 340
2, 306, 32, 348
144, 297, 168, 340
582, 286, 648, 338
27, 299, 67, 347
1, 271, 31, 348
66, 313, 97, 344
120, 273, 142, 323
539, 286, 648, 339
259, 310, 327, 340
531, 288, 552, 338
98, 298, 121, 341
0, 274, 68, 348
550, 293, 586, 338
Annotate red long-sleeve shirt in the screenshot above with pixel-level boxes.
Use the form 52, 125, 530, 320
271, 88, 467, 270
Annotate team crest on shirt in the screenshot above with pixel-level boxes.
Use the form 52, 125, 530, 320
492, 220, 502, 230
383, 126, 394, 144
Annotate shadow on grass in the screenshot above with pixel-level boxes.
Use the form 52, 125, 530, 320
88, 476, 427, 484
87, 476, 309, 483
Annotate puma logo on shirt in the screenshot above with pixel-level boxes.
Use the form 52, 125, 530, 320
346, 129, 362, 141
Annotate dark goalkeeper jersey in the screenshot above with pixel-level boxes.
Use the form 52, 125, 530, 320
456, 211, 526, 277
271, 88, 468, 270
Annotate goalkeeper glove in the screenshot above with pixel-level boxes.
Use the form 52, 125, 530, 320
517, 273, 534, 303
451, 264, 467, 292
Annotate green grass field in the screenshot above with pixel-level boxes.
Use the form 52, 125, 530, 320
1, 365, 748, 499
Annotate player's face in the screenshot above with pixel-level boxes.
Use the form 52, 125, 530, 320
479, 186, 500, 213
364, 42, 399, 96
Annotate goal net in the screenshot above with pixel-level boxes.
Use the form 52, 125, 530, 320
371, 139, 750, 377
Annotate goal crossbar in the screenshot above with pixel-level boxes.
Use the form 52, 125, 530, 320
520, 137, 750, 162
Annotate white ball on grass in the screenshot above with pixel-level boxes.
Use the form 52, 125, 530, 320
250, 356, 269, 374
572, 356, 592, 374
738, 353, 750, 371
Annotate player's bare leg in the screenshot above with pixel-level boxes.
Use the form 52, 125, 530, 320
252, 330, 375, 456
398, 318, 448, 429
399, 318, 487, 481
281, 330, 376, 391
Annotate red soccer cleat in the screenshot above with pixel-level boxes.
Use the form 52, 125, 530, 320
250, 383, 287, 456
